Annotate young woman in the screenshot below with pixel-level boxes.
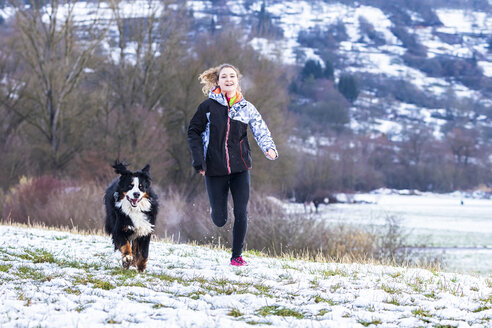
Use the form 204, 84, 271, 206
187, 63, 278, 266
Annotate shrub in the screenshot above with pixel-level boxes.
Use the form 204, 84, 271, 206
158, 189, 431, 265
3, 176, 66, 223
297, 22, 347, 50
390, 26, 427, 57
289, 78, 350, 132
358, 16, 386, 46
384, 4, 412, 26
434, 32, 462, 45
359, 74, 438, 108
2, 176, 104, 231
404, 54, 485, 90
303, 100, 350, 128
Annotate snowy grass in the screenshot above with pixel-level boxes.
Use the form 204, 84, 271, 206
0, 225, 491, 327
283, 190, 492, 275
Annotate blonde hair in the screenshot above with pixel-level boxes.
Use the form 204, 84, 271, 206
198, 63, 242, 95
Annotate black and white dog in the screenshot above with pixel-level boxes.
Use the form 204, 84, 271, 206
104, 162, 158, 272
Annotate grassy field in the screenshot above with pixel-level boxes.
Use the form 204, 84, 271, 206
0, 224, 491, 327
293, 191, 492, 275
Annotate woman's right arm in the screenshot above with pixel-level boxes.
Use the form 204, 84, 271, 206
187, 103, 208, 173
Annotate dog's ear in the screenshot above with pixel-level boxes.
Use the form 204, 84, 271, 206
112, 161, 131, 175
141, 164, 150, 174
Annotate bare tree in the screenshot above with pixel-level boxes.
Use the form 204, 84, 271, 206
0, 23, 33, 186
0, 23, 26, 143
446, 127, 479, 167
95, 0, 189, 185
6, 0, 108, 170
399, 123, 433, 166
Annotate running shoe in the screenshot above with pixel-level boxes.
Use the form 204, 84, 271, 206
230, 256, 248, 266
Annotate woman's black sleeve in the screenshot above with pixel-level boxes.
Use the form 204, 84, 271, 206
187, 103, 208, 172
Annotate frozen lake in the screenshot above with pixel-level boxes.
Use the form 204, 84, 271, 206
285, 190, 492, 275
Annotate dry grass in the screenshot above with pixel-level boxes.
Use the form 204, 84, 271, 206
2, 176, 104, 231
157, 191, 438, 267
0, 218, 105, 236
1, 177, 439, 268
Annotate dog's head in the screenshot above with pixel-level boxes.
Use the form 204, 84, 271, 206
112, 161, 152, 208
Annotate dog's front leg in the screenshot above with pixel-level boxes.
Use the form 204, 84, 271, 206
119, 240, 133, 269
131, 240, 139, 267
113, 215, 134, 269
136, 236, 151, 272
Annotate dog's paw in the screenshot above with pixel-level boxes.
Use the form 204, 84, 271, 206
122, 254, 133, 269
137, 257, 148, 272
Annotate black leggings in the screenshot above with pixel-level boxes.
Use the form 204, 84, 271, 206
205, 170, 250, 258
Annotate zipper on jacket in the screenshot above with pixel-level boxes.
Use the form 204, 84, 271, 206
225, 100, 231, 174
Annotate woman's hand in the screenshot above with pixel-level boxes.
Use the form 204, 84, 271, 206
199, 170, 206, 176
266, 149, 277, 160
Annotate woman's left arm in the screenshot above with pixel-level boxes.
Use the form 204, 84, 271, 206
248, 103, 278, 160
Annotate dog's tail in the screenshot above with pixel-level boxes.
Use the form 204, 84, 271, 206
103, 190, 115, 235
104, 217, 112, 235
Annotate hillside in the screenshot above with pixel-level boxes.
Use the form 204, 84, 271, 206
2, 0, 490, 136
191, 0, 492, 192
0, 225, 491, 327
188, 0, 492, 138
0, 0, 491, 194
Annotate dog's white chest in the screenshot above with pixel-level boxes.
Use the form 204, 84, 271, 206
127, 211, 153, 239
116, 196, 154, 239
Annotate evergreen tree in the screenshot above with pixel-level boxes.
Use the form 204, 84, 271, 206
210, 17, 216, 34
338, 74, 359, 103
323, 60, 334, 80
301, 59, 323, 80
256, 0, 273, 37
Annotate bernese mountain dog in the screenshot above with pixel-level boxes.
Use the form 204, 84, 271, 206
104, 161, 158, 272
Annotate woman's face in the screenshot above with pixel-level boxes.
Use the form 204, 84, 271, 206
217, 67, 239, 96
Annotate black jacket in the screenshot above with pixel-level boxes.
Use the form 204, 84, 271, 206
187, 90, 277, 177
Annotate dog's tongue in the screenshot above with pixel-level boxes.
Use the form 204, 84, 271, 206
130, 198, 139, 206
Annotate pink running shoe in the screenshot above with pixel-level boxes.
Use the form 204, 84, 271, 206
230, 256, 248, 266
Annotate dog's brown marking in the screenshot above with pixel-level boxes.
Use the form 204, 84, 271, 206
142, 192, 149, 199
119, 241, 131, 255
120, 241, 132, 269
136, 257, 148, 272
119, 191, 127, 201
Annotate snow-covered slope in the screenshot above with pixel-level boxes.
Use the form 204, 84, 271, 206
1, 0, 490, 140
1, 225, 491, 327
188, 0, 492, 139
